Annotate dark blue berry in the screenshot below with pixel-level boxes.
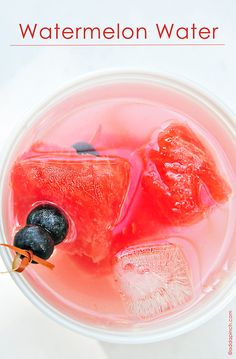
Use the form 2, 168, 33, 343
14, 225, 54, 260
72, 141, 98, 156
27, 204, 68, 245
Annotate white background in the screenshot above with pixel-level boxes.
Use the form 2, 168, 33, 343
0, 0, 236, 358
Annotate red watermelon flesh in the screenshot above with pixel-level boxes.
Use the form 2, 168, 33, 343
143, 123, 231, 225
11, 144, 131, 262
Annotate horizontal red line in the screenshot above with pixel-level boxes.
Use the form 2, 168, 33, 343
10, 43, 226, 47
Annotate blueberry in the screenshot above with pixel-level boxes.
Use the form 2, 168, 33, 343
72, 141, 98, 156
14, 225, 54, 260
27, 204, 68, 245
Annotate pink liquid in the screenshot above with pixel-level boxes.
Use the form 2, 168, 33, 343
4, 81, 236, 329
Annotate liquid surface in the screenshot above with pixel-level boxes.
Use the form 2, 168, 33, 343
5, 81, 236, 329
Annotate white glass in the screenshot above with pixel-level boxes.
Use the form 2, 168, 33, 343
0, 70, 236, 344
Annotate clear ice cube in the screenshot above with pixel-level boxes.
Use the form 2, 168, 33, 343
114, 243, 193, 320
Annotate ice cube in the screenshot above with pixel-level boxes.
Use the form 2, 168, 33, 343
113, 243, 193, 320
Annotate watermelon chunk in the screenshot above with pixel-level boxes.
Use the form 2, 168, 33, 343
11, 144, 130, 262
143, 123, 231, 225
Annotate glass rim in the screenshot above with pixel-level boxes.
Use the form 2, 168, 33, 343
1, 68, 236, 344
